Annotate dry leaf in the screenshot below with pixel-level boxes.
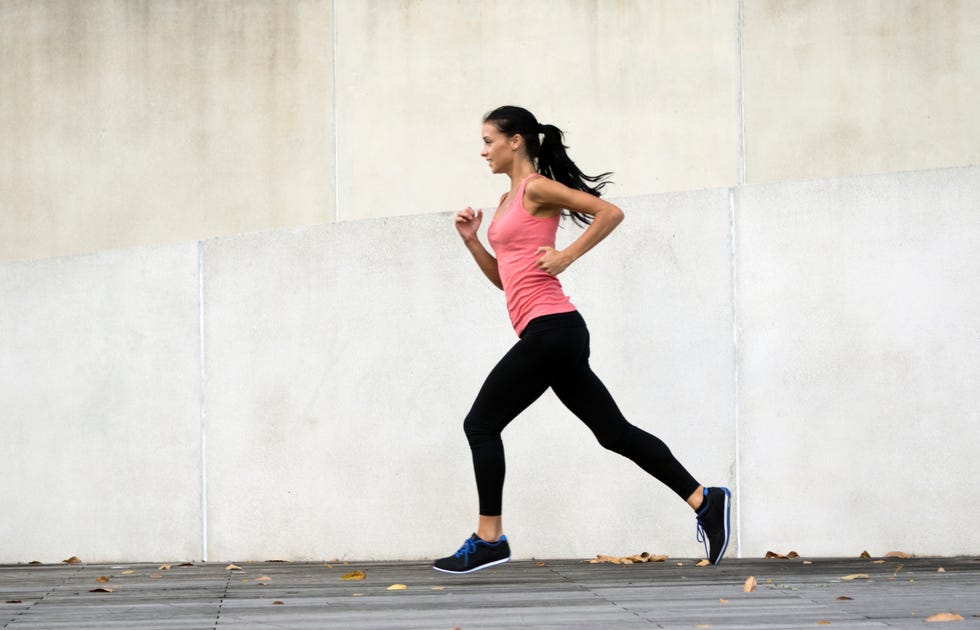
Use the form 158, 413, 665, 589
860, 550, 872, 559
386, 583, 408, 590
5, 600, 23, 604
272, 600, 284, 605
158, 564, 171, 571
534, 561, 545, 567
695, 625, 712, 629
179, 562, 194, 567
63, 556, 81, 564
872, 560, 886, 564
925, 612, 964, 622
95, 576, 110, 583
351, 593, 364, 597
120, 570, 135, 575
765, 550, 799, 560
325, 564, 333, 569
696, 559, 711, 567
818, 621, 831, 625
837, 596, 854, 601
743, 576, 757, 592
88, 587, 114, 593
29, 561, 42, 565
885, 551, 913, 559
225, 564, 244, 571
841, 574, 870, 581
254, 575, 272, 582
719, 598, 728, 603
937, 567, 946, 573
341, 570, 366, 581
148, 574, 162, 579
431, 586, 446, 590
590, 552, 666, 564
893, 564, 905, 577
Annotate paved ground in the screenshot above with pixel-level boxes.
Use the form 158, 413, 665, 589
2, 555, 979, 629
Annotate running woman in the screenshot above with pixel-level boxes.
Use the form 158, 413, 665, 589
433, 106, 731, 574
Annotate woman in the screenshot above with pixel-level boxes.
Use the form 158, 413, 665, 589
433, 106, 731, 574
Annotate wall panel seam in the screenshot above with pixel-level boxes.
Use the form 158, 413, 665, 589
728, 187, 742, 559
197, 240, 208, 562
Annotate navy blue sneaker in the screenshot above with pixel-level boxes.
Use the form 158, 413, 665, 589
433, 534, 511, 574
696, 487, 732, 565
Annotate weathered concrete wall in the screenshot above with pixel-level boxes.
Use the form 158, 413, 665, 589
0, 0, 334, 262
3, 1, 977, 262
2, 167, 977, 562
0, 242, 203, 561
735, 166, 980, 557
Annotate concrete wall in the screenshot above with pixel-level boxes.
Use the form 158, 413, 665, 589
2, 166, 977, 562
3, 1, 978, 262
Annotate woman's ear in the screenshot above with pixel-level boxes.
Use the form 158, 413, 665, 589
510, 133, 524, 151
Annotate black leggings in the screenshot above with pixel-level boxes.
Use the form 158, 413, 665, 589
463, 310, 701, 516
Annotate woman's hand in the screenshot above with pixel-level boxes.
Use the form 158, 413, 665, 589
535, 246, 572, 276
455, 207, 483, 242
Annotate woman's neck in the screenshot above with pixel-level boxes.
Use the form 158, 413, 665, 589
506, 162, 538, 191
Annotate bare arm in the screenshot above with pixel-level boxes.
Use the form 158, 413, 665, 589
524, 177, 625, 275
455, 207, 503, 289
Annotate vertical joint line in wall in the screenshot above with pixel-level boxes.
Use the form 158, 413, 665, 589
331, 0, 340, 222
728, 188, 742, 559
197, 241, 208, 562
736, 0, 746, 185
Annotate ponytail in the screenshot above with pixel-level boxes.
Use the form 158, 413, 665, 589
483, 106, 613, 227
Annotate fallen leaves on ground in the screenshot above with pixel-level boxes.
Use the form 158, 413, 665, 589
696, 559, 711, 567
386, 584, 408, 590
836, 596, 854, 601
95, 576, 110, 583
63, 556, 81, 564
841, 574, 870, 581
925, 612, 964, 622
885, 551, 913, 559
341, 570, 366, 581
589, 552, 667, 564
5, 600, 23, 604
534, 561, 546, 567
938, 567, 946, 573
743, 576, 757, 592
158, 564, 171, 571
765, 550, 799, 560
225, 564, 244, 571
120, 570, 135, 575
88, 587, 114, 593
272, 600, 284, 605
860, 550, 872, 559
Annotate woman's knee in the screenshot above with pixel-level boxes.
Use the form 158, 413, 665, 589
463, 410, 499, 445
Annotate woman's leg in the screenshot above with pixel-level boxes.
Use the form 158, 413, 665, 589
462, 332, 554, 524
549, 326, 702, 502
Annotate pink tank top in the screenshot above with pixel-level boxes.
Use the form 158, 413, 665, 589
487, 175, 576, 335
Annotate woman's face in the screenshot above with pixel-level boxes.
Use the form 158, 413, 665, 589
480, 122, 518, 174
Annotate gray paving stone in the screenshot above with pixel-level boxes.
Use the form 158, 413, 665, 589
2, 557, 978, 628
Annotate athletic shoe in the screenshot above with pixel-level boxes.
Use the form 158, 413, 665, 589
433, 534, 511, 574
696, 486, 732, 565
